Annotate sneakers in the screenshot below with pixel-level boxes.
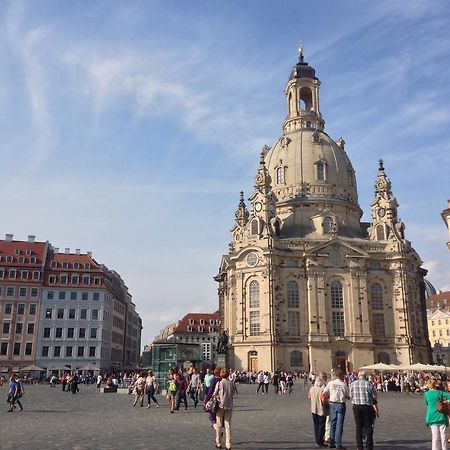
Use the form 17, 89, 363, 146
147, 405, 151, 408
155, 404, 159, 408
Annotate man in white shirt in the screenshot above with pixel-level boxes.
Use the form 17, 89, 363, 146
323, 369, 350, 449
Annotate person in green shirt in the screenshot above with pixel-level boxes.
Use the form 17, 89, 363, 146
424, 378, 450, 450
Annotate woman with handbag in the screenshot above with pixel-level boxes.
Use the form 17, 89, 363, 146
308, 376, 328, 448
425, 378, 450, 450
204, 368, 222, 433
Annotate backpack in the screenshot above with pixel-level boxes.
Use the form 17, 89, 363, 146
168, 379, 177, 392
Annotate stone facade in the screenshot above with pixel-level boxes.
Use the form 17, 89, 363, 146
442, 200, 450, 251
216, 51, 431, 373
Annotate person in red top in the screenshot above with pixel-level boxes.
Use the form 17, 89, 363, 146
175, 373, 188, 410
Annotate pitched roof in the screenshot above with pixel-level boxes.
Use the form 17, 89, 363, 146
427, 291, 450, 310
174, 312, 220, 333
0, 239, 48, 268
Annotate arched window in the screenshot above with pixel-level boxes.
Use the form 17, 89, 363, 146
299, 99, 306, 111
377, 352, 390, 364
323, 216, 335, 234
249, 280, 259, 308
287, 280, 299, 308
316, 162, 325, 181
290, 351, 302, 367
370, 283, 383, 310
376, 224, 385, 241
287, 311, 300, 336
276, 167, 285, 184
251, 219, 259, 235
299, 87, 312, 111
331, 280, 344, 337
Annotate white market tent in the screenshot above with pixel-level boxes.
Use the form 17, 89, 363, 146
359, 363, 400, 371
398, 363, 450, 372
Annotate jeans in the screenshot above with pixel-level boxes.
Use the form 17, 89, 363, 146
353, 404, 373, 450
312, 413, 326, 445
146, 387, 158, 406
189, 388, 199, 407
175, 390, 188, 409
329, 402, 346, 447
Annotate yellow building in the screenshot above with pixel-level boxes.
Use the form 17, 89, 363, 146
216, 49, 431, 373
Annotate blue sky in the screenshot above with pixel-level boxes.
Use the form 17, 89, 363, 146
1, 0, 449, 347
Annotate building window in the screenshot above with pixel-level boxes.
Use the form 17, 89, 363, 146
92, 309, 99, 320
55, 328, 63, 338
287, 280, 299, 308
89, 346, 96, 357
25, 342, 33, 356
71, 275, 79, 285
376, 224, 385, 241
90, 328, 97, 339
21, 270, 28, 279
47, 291, 54, 300
94, 277, 101, 285
7, 287, 14, 297
93, 292, 100, 301
43, 327, 51, 338
287, 311, 300, 336
323, 216, 335, 234
372, 313, 386, 337
19, 287, 27, 297
251, 218, 259, 235
67, 328, 74, 339
31, 288, 38, 297
57, 308, 64, 319
13, 343, 21, 356
41, 346, 49, 357
84, 263, 91, 270
79, 328, 86, 339
332, 311, 345, 337
249, 311, 260, 336
54, 346, 61, 357
82, 292, 88, 301
27, 323, 35, 334
51, 261, 57, 269
18, 304, 25, 315
9, 269, 16, 279
1, 342, 8, 355
316, 161, 325, 181
5, 304, 12, 315
249, 280, 260, 308
69, 309, 76, 319
70, 292, 77, 300
276, 166, 285, 185
30, 257, 36, 263
62, 261, 69, 269
0, 269, 4, 278
77, 346, 84, 357
15, 323, 23, 334
59, 291, 66, 300
370, 283, 384, 310
29, 304, 36, 315
2, 322, 10, 334
433, 330, 436, 337
80, 309, 87, 320
187, 326, 193, 332
66, 346, 73, 357
60, 275, 68, 285
290, 351, 302, 367
331, 281, 344, 309
49, 275, 56, 284
33, 271, 40, 280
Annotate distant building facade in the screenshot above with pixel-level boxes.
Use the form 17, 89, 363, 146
442, 200, 450, 251
0, 234, 141, 373
427, 290, 450, 365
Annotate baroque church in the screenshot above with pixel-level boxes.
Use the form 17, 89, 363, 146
215, 50, 431, 373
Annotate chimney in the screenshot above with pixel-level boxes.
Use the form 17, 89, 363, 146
27, 235, 35, 243
87, 251, 92, 257
54, 247, 59, 254
65, 248, 70, 254
75, 249, 81, 255
5, 234, 13, 242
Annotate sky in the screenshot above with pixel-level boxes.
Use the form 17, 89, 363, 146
0, 0, 449, 348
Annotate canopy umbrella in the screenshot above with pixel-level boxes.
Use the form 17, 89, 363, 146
20, 364, 45, 372
50, 365, 71, 371
398, 363, 442, 372
77, 365, 100, 371
359, 363, 400, 371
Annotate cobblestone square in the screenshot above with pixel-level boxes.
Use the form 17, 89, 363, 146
0, 383, 432, 450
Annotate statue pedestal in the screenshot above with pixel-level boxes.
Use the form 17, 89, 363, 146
216, 354, 227, 369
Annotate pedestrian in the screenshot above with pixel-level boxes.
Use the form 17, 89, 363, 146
213, 369, 234, 450
205, 368, 222, 433
263, 371, 270, 394
145, 369, 159, 408
309, 376, 328, 448
204, 368, 214, 390
187, 368, 200, 408
133, 372, 146, 407
7, 373, 22, 412
166, 368, 177, 413
323, 369, 349, 449
256, 371, 265, 394
96, 373, 102, 391
349, 371, 377, 450
175, 372, 188, 410
425, 378, 450, 450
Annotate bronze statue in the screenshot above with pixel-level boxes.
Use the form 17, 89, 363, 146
216, 330, 229, 354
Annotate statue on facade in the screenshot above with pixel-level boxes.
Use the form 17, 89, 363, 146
216, 330, 229, 354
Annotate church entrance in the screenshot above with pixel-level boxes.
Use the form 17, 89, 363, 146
249, 351, 258, 372
334, 351, 349, 372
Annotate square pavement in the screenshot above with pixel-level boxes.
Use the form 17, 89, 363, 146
1, 382, 431, 449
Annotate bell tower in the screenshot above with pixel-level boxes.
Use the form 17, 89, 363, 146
283, 44, 325, 134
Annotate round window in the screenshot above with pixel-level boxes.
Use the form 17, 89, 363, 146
246, 252, 258, 267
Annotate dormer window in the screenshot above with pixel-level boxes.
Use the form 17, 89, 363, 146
6, 256, 13, 263
209, 326, 215, 332
276, 166, 285, 185
26, 250, 32, 255
187, 326, 193, 332
49, 275, 56, 284
315, 160, 327, 181
62, 261, 69, 269
323, 216, 335, 234
198, 326, 204, 332
210, 319, 214, 325
74, 262, 80, 269
51, 261, 57, 269
84, 263, 91, 270
15, 249, 20, 255
200, 319, 205, 325
30, 257, 36, 264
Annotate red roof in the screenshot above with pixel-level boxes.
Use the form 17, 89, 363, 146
0, 239, 48, 268
174, 312, 220, 333
427, 291, 450, 310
